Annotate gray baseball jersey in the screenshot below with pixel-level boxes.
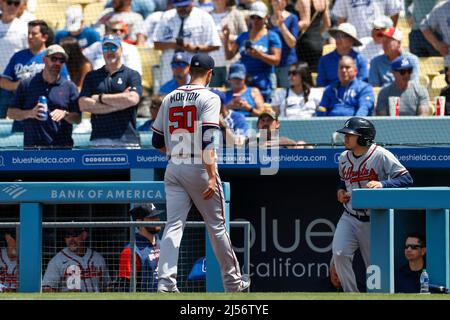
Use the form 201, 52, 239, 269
152, 84, 245, 292
0, 248, 18, 291
333, 144, 409, 292
42, 248, 110, 292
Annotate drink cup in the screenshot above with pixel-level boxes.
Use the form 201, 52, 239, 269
434, 96, 446, 116
388, 96, 400, 117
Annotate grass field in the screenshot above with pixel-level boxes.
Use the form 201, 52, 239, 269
1, 292, 450, 300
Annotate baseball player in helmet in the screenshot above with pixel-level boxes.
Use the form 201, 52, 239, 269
116, 203, 163, 292
332, 117, 413, 292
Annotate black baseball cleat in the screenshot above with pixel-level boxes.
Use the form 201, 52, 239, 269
237, 274, 251, 292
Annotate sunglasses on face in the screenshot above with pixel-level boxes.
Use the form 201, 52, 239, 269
405, 244, 422, 250
171, 62, 188, 69
288, 71, 299, 76
250, 15, 263, 20
49, 56, 66, 63
398, 69, 413, 75
6, 0, 21, 7
102, 45, 118, 53
112, 28, 125, 33
334, 33, 351, 40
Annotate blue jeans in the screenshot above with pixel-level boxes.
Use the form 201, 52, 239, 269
0, 89, 13, 118
409, 29, 440, 57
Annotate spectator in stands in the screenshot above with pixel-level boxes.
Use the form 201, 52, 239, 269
115, 203, 162, 292
153, 0, 221, 85
60, 37, 93, 91
159, 51, 191, 95
407, 0, 441, 57
55, 5, 101, 50
42, 227, 110, 292
395, 232, 426, 293
0, 20, 70, 124
210, 0, 248, 87
268, 0, 299, 88
420, 0, 450, 68
138, 95, 162, 131
358, 16, 393, 68
316, 23, 368, 87
94, 0, 146, 45
271, 61, 322, 119
224, 1, 281, 102
17, 0, 35, 24
0, 229, 18, 292
0, 0, 29, 118
247, 107, 308, 148
318, 55, 374, 116
224, 62, 265, 117
7, 45, 81, 149
375, 56, 431, 116
83, 20, 142, 75
105, 0, 155, 19
331, 0, 402, 38
79, 35, 143, 148
211, 88, 248, 146
295, 0, 331, 73
441, 66, 450, 115
369, 28, 420, 87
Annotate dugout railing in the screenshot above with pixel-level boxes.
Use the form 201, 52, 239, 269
352, 187, 450, 293
0, 181, 250, 293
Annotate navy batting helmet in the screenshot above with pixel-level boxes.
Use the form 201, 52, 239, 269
130, 203, 163, 220
336, 117, 376, 146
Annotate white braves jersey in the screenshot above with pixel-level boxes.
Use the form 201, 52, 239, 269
0, 248, 18, 290
42, 248, 110, 292
152, 84, 220, 160
331, 0, 402, 38
153, 7, 221, 84
338, 144, 408, 215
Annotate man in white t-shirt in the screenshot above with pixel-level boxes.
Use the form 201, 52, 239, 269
83, 20, 142, 75
331, 0, 402, 38
0, 0, 28, 117
153, 0, 221, 84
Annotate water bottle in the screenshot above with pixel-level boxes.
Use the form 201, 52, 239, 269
38, 96, 48, 121
420, 269, 430, 294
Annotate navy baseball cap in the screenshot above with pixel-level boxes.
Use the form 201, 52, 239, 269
228, 62, 246, 80
63, 227, 85, 237
173, 0, 192, 7
130, 203, 163, 220
102, 34, 122, 48
210, 88, 225, 105
391, 57, 412, 72
190, 53, 215, 70
172, 51, 191, 65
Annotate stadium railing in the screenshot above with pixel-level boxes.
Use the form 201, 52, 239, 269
353, 187, 450, 293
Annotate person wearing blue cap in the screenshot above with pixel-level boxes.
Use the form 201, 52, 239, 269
224, 62, 265, 117
115, 203, 163, 292
159, 51, 191, 95
375, 56, 431, 116
79, 34, 143, 148
211, 88, 248, 146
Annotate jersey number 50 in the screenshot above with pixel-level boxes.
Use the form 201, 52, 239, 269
169, 106, 197, 134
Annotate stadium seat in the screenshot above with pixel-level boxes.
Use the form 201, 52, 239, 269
136, 46, 161, 92
322, 43, 336, 56
34, 3, 75, 29
419, 57, 445, 80
311, 72, 318, 85
431, 74, 447, 90
419, 74, 430, 88
82, 1, 105, 27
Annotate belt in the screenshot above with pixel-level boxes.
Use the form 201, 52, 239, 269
345, 210, 370, 222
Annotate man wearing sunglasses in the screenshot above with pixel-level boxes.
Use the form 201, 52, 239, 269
79, 34, 143, 148
7, 44, 81, 149
369, 27, 420, 87
358, 16, 393, 68
375, 56, 431, 116
42, 227, 110, 292
395, 233, 426, 293
159, 51, 191, 95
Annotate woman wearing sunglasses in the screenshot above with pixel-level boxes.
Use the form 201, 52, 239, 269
224, 1, 281, 102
